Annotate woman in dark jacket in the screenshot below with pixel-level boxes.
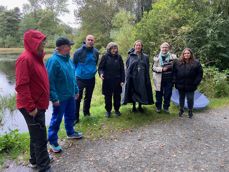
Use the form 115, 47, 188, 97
123, 40, 153, 112
173, 48, 203, 118
98, 42, 125, 117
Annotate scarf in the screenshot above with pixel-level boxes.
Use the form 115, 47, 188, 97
159, 52, 171, 66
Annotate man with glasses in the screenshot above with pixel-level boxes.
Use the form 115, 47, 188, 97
73, 35, 99, 123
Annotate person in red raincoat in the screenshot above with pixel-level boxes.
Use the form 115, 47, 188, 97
15, 29, 52, 172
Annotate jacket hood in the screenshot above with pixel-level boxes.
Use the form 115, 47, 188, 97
24, 29, 46, 58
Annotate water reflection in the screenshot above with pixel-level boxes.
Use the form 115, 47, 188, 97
0, 54, 53, 134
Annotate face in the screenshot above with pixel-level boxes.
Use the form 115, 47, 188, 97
86, 35, 95, 48
62, 45, 71, 55
110, 47, 118, 55
160, 45, 169, 55
134, 42, 142, 53
183, 50, 191, 59
37, 39, 46, 54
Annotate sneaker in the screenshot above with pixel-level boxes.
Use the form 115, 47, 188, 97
132, 107, 137, 113
188, 110, 193, 118
156, 108, 161, 113
179, 109, 184, 117
28, 163, 37, 169
84, 113, 91, 117
105, 111, 111, 118
138, 107, 144, 113
50, 144, 62, 153
163, 109, 170, 113
115, 111, 121, 116
67, 131, 83, 139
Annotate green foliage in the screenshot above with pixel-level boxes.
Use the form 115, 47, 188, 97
0, 95, 16, 124
0, 130, 22, 153
110, 10, 136, 57
199, 66, 229, 98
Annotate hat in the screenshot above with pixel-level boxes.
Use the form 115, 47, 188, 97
106, 42, 118, 51
56, 37, 74, 47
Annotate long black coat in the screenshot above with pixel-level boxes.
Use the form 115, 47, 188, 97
98, 52, 125, 95
173, 59, 203, 92
122, 51, 154, 105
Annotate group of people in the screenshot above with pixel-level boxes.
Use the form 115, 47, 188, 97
15, 29, 203, 172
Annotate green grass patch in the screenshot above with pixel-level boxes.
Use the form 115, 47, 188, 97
0, 76, 229, 167
0, 95, 16, 123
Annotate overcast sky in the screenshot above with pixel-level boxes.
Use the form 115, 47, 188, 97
0, 0, 77, 27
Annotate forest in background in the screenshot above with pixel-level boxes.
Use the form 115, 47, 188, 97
0, 0, 229, 70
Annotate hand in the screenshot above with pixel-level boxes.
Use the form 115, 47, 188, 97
120, 82, 124, 86
29, 108, 38, 117
162, 67, 168, 72
100, 74, 104, 80
75, 93, 79, 100
53, 101, 60, 106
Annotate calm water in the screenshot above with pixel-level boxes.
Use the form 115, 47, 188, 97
0, 54, 52, 134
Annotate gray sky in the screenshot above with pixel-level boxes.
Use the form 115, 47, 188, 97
0, 0, 77, 28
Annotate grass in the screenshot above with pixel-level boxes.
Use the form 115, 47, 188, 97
0, 95, 16, 124
0, 48, 54, 55
0, 75, 229, 168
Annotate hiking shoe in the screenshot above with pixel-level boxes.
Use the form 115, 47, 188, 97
156, 108, 161, 113
28, 163, 37, 169
50, 144, 62, 153
105, 111, 111, 118
84, 113, 91, 117
163, 109, 170, 113
67, 131, 83, 139
188, 110, 193, 119
132, 107, 137, 113
115, 111, 121, 116
138, 107, 144, 113
179, 109, 184, 117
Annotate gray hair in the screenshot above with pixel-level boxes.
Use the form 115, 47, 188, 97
106, 42, 118, 51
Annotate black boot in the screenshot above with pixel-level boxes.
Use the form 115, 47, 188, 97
179, 109, 184, 117
188, 110, 193, 118
138, 104, 144, 113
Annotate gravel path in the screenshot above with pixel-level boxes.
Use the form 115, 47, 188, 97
3, 107, 229, 172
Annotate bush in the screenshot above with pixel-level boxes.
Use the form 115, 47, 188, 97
0, 130, 22, 153
199, 66, 229, 98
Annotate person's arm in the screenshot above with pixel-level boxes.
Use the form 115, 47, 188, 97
193, 61, 203, 86
120, 55, 125, 83
73, 51, 79, 68
46, 59, 59, 104
15, 58, 36, 114
152, 56, 163, 73
98, 55, 106, 79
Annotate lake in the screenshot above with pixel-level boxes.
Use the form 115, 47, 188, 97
0, 54, 52, 134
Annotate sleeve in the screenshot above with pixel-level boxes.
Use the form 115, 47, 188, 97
15, 58, 36, 112
126, 55, 131, 69
172, 59, 177, 84
75, 81, 79, 94
98, 55, 106, 76
152, 56, 163, 73
120, 55, 125, 82
73, 51, 79, 68
46, 59, 59, 102
193, 61, 203, 86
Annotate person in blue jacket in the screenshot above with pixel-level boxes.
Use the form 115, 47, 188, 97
73, 35, 99, 123
46, 37, 83, 153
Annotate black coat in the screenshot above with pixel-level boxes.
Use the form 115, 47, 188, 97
173, 59, 203, 92
98, 52, 125, 95
122, 51, 154, 105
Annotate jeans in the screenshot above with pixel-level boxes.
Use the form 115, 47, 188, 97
48, 97, 76, 145
20, 109, 50, 172
178, 90, 194, 110
155, 80, 173, 110
75, 77, 95, 120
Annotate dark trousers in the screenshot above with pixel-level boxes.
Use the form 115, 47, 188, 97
75, 77, 95, 120
178, 90, 194, 110
104, 92, 121, 112
20, 109, 50, 172
155, 80, 173, 110
48, 97, 76, 145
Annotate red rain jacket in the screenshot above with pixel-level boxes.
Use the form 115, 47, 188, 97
15, 30, 50, 112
